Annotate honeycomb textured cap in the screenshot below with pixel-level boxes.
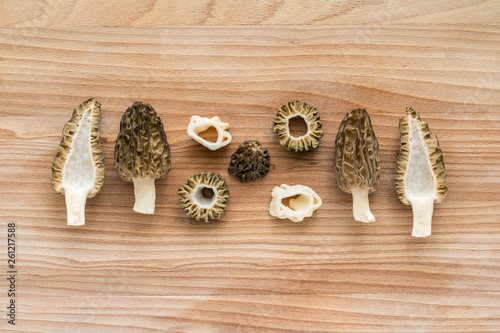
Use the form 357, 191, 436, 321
273, 100, 324, 152
51, 98, 105, 198
334, 108, 380, 194
228, 140, 271, 182
395, 107, 447, 205
178, 171, 230, 222
114, 101, 171, 182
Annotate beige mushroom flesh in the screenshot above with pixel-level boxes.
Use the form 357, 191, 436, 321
395, 108, 447, 237
52, 98, 105, 226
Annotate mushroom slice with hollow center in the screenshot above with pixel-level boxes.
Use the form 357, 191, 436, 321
269, 184, 322, 222
52, 98, 105, 226
273, 100, 324, 152
334, 108, 380, 223
395, 107, 447, 237
187, 115, 232, 151
178, 171, 230, 222
114, 101, 171, 214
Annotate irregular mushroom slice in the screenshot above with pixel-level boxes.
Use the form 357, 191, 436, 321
52, 98, 105, 226
178, 171, 230, 222
269, 184, 322, 222
335, 108, 380, 223
228, 140, 271, 182
114, 101, 171, 214
395, 107, 447, 237
187, 115, 232, 150
273, 100, 324, 152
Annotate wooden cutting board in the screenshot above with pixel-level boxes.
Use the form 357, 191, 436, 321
1, 1, 499, 332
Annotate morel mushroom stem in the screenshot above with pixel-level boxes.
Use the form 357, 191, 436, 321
351, 187, 375, 223
65, 188, 89, 226
410, 197, 434, 237
132, 177, 156, 214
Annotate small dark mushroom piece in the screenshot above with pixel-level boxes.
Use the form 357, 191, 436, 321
228, 140, 271, 182
114, 101, 171, 214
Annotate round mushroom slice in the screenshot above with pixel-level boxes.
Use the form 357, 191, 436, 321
114, 101, 171, 214
334, 108, 380, 223
52, 98, 105, 226
395, 107, 447, 237
178, 171, 229, 222
273, 100, 324, 152
269, 184, 322, 222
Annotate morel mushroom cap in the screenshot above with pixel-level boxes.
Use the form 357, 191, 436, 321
334, 108, 380, 223
273, 100, 324, 152
178, 171, 229, 222
269, 184, 322, 222
114, 101, 171, 214
52, 98, 105, 226
228, 140, 271, 182
395, 107, 447, 237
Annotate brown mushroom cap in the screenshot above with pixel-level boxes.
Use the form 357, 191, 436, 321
334, 108, 380, 193
228, 140, 271, 182
114, 101, 171, 182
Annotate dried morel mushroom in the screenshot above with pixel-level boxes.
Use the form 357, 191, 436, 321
52, 98, 105, 226
228, 140, 271, 182
178, 172, 229, 222
273, 100, 324, 152
269, 184, 322, 222
335, 108, 380, 223
395, 107, 447, 237
114, 101, 171, 214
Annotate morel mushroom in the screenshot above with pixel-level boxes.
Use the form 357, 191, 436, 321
114, 101, 171, 214
395, 107, 447, 237
52, 98, 105, 226
178, 171, 229, 222
269, 184, 322, 222
335, 108, 380, 223
228, 140, 271, 182
273, 100, 324, 152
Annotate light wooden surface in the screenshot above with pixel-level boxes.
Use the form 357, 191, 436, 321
1, 1, 500, 332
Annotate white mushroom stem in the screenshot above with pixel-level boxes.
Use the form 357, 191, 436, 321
65, 188, 89, 226
132, 177, 156, 214
351, 187, 375, 223
410, 197, 434, 237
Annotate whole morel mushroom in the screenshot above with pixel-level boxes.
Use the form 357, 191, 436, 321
395, 107, 447, 237
114, 101, 171, 214
52, 98, 105, 226
335, 108, 380, 222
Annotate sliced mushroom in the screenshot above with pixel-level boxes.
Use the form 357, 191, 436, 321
395, 107, 447, 237
187, 115, 232, 150
273, 101, 324, 152
114, 101, 171, 214
178, 171, 229, 222
335, 108, 380, 223
52, 98, 105, 226
269, 184, 322, 222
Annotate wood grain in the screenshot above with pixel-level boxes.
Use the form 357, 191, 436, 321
1, 2, 500, 332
